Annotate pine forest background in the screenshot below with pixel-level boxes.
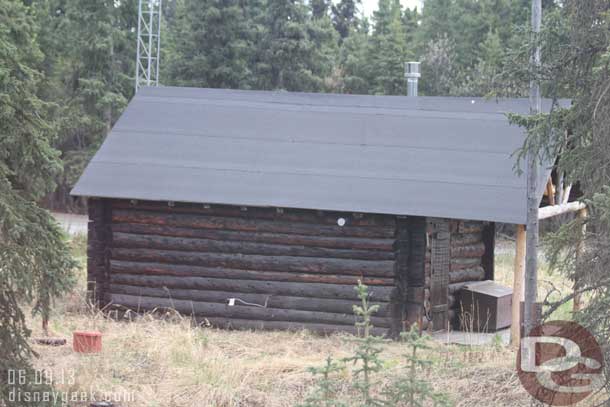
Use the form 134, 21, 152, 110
5, 0, 560, 211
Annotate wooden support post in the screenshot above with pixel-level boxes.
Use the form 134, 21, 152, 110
573, 208, 588, 312
511, 225, 526, 346
546, 179, 555, 206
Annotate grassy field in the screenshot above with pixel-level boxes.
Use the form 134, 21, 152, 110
25, 233, 583, 406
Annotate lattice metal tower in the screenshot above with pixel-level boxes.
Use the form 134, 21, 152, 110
135, 0, 162, 92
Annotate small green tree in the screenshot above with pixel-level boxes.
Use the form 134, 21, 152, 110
300, 357, 348, 407
382, 325, 450, 407
343, 281, 387, 406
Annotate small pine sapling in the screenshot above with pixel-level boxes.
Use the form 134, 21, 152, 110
299, 356, 347, 407
382, 324, 451, 407
342, 280, 388, 407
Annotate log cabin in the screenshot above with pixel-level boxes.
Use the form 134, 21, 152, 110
71, 86, 559, 337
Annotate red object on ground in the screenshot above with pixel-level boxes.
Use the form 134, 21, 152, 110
73, 331, 102, 353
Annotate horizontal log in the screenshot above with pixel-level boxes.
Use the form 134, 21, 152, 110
112, 209, 395, 239
110, 260, 395, 286
108, 283, 390, 316
196, 317, 389, 337
449, 267, 485, 284
450, 243, 486, 258
538, 201, 586, 220
450, 257, 481, 271
111, 200, 396, 228
112, 223, 395, 252
111, 248, 395, 277
106, 293, 392, 328
109, 273, 395, 301
112, 232, 394, 261
457, 221, 485, 234
450, 232, 483, 247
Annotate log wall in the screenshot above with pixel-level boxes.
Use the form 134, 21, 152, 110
87, 199, 492, 335
89, 199, 402, 336
87, 199, 111, 305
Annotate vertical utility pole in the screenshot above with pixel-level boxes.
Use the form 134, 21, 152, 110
511, 225, 526, 345
524, 0, 542, 335
135, 0, 162, 92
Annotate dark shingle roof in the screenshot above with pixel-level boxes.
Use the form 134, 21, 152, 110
71, 86, 559, 224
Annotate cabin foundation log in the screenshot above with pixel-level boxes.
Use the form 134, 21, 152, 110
108, 283, 391, 315
105, 293, 392, 328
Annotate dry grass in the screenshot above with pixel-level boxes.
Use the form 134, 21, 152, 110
494, 237, 575, 320
23, 235, 583, 406
30, 309, 529, 407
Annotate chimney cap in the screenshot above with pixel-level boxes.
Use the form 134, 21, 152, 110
404, 61, 421, 78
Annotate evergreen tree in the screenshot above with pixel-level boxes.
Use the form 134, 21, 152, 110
0, 0, 76, 404
299, 357, 347, 407
342, 282, 387, 406
258, 0, 334, 91
338, 22, 371, 94
455, 30, 511, 97
311, 0, 330, 19
402, 6, 419, 49
383, 325, 451, 406
369, 0, 409, 95
33, 0, 131, 210
419, 34, 458, 95
331, 0, 361, 40
415, 0, 533, 95
308, 12, 341, 92
167, 0, 255, 89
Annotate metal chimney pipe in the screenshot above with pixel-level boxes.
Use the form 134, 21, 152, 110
405, 61, 421, 97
